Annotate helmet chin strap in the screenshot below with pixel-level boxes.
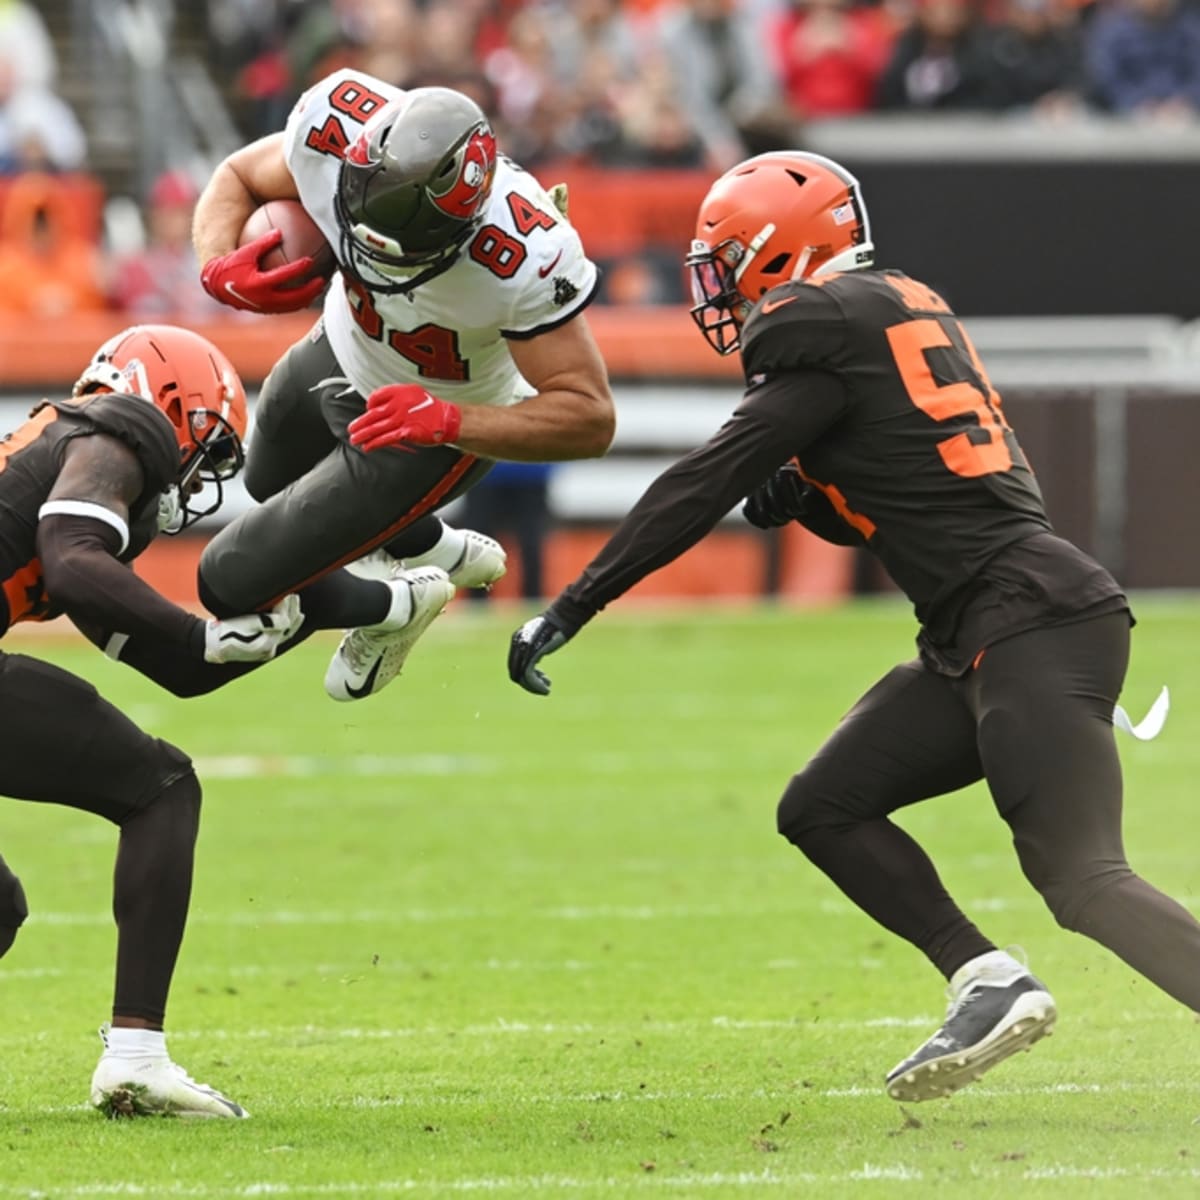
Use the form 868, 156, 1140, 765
345, 249, 457, 297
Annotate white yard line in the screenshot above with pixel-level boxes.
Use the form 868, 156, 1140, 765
0, 1017, 921, 1047
4, 1164, 1200, 1197
14, 896, 1033, 928
0, 1007, 1186, 1045
16, 1078, 1200, 1115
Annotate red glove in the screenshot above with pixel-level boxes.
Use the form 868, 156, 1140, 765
348, 384, 463, 452
200, 230, 328, 314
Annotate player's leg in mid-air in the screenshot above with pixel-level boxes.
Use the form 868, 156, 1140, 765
0, 651, 245, 1118
776, 660, 1056, 1102
199, 326, 503, 700
237, 325, 506, 589
970, 613, 1200, 1013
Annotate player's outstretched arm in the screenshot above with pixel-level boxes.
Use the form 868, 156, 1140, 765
40, 436, 302, 693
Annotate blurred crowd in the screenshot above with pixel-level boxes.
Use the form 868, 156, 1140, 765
215, 0, 1200, 162
0, 0, 1198, 322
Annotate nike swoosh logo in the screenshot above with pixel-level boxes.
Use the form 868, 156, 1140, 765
344, 658, 383, 700
408, 397, 435, 413
538, 250, 564, 279
761, 296, 797, 315
224, 282, 262, 310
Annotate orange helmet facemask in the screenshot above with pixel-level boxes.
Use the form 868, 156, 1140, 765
72, 325, 248, 532
686, 151, 874, 355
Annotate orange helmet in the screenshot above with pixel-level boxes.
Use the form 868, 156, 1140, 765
73, 324, 248, 530
686, 152, 874, 355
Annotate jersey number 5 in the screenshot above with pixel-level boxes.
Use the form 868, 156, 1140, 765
886, 317, 1013, 478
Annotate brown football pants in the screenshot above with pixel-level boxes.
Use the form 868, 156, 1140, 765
778, 612, 1200, 1011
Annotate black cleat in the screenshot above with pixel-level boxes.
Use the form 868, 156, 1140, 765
886, 969, 1056, 1102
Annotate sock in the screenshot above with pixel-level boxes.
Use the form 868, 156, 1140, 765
380, 576, 414, 629
401, 524, 466, 574
381, 514, 443, 559
951, 949, 1026, 991
105, 1026, 167, 1058
298, 572, 393, 629
111, 774, 200, 1026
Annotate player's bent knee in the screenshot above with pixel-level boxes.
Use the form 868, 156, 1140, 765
0, 858, 28, 958
242, 455, 286, 504
1035, 869, 1132, 932
157, 769, 203, 833
196, 562, 241, 620
1038, 880, 1093, 931
116, 740, 200, 826
776, 770, 839, 845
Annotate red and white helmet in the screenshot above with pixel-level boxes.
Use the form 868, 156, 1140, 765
686, 151, 874, 355
73, 324, 248, 530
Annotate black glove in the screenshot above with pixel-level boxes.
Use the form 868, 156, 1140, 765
743, 463, 810, 530
508, 611, 575, 695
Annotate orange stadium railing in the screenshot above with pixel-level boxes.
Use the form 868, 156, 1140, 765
0, 308, 743, 387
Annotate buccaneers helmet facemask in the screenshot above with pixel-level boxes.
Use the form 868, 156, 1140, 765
687, 151, 874, 356
335, 88, 498, 297
73, 325, 249, 533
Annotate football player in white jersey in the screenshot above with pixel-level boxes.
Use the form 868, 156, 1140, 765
193, 70, 615, 699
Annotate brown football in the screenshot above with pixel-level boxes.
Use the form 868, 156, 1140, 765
238, 199, 336, 282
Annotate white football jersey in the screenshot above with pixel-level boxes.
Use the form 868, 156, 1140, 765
284, 70, 598, 408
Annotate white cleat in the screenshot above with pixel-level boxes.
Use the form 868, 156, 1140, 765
343, 549, 397, 582
347, 530, 505, 590
324, 565, 455, 701
438, 529, 506, 589
90, 1028, 247, 1119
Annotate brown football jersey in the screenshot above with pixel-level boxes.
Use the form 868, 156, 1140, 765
739, 269, 1127, 667
742, 270, 1051, 609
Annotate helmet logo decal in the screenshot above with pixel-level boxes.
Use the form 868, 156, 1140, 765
346, 129, 374, 166
87, 355, 154, 405
831, 202, 856, 226
428, 127, 497, 219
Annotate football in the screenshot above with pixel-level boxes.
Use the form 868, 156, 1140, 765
238, 199, 335, 282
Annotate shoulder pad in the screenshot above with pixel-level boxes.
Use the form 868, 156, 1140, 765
741, 280, 848, 379
52, 393, 179, 498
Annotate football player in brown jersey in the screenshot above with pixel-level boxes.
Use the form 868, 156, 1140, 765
508, 152, 1200, 1102
0, 325, 449, 1118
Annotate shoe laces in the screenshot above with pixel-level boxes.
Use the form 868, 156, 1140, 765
341, 624, 392, 671
945, 944, 1031, 1012
942, 982, 981, 1020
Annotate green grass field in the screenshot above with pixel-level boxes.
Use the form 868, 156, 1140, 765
1, 597, 1197, 1198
